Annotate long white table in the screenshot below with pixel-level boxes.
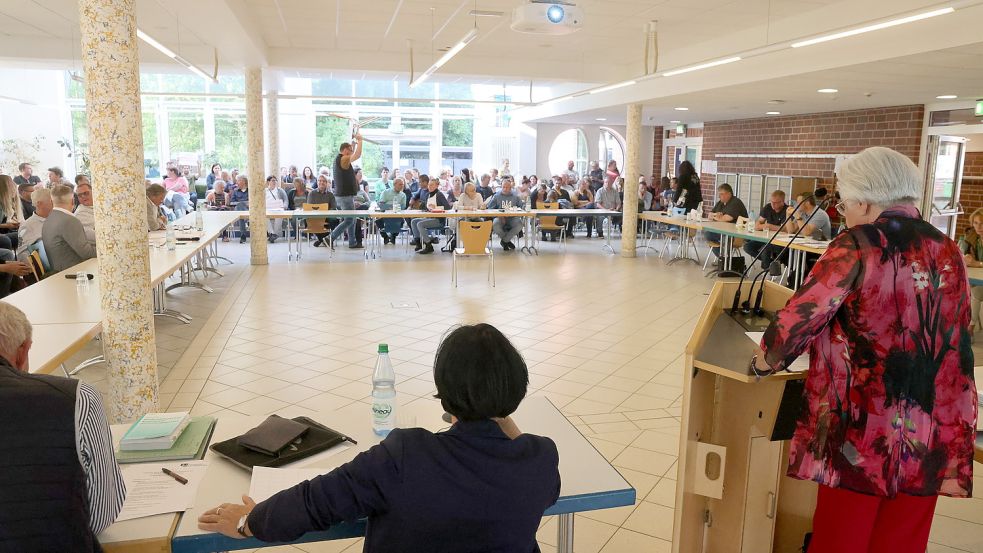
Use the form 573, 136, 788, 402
153, 396, 634, 553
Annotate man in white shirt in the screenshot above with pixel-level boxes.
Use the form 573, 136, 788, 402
73, 177, 96, 242
564, 160, 579, 184
16, 188, 52, 261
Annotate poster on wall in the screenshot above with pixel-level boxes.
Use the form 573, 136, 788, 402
701, 160, 718, 174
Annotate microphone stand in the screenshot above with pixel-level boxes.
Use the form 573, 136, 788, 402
745, 199, 831, 316
725, 200, 810, 314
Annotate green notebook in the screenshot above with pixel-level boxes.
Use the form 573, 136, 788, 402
116, 416, 216, 464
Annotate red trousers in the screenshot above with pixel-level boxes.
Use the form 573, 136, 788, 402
809, 485, 938, 553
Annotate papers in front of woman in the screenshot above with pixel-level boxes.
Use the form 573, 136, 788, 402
745, 332, 809, 373
115, 461, 208, 521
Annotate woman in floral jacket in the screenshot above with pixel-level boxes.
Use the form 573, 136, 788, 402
760, 147, 976, 553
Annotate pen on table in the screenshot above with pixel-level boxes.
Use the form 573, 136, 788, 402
162, 467, 188, 485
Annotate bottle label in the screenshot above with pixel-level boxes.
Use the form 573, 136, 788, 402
372, 402, 394, 420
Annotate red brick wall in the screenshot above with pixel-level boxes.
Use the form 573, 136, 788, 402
697, 105, 925, 205
956, 152, 983, 233
651, 126, 663, 177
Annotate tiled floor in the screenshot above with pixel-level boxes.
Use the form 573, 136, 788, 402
65, 233, 983, 553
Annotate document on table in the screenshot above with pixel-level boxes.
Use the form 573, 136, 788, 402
745, 332, 809, 373
115, 460, 208, 521
249, 466, 330, 503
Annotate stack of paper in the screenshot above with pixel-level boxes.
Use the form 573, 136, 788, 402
117, 416, 215, 463
121, 412, 191, 451
115, 460, 208, 521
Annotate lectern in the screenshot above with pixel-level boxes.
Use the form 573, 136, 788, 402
672, 280, 816, 553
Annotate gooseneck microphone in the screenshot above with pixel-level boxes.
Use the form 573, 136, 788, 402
745, 199, 832, 316
728, 199, 811, 314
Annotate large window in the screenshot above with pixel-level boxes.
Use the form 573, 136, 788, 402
142, 112, 159, 177
548, 129, 588, 177
213, 113, 247, 171
168, 111, 204, 155
315, 115, 350, 169
598, 128, 625, 176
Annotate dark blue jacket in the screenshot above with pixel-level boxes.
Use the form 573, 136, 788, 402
248, 420, 560, 552
415, 188, 451, 212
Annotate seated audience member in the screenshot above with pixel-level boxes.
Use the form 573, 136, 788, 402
198, 323, 560, 552
448, 176, 463, 204
47, 166, 68, 188
377, 178, 408, 244
352, 181, 372, 247
638, 177, 653, 211
13, 162, 42, 187
0, 174, 24, 250
782, 193, 832, 286
205, 180, 230, 209
960, 207, 983, 335
0, 303, 126, 549
264, 176, 287, 243
205, 163, 222, 190
702, 183, 749, 259
17, 187, 52, 261
517, 177, 531, 202
744, 190, 789, 273
0, 247, 30, 296
588, 160, 604, 192
593, 178, 622, 239
146, 184, 167, 232
405, 169, 420, 196
74, 179, 96, 242
456, 181, 484, 211
476, 174, 495, 200
286, 178, 309, 211
43, 184, 98, 272
530, 183, 549, 210
308, 174, 337, 248
18, 182, 35, 219
410, 177, 450, 255
231, 176, 250, 243
373, 167, 392, 201
484, 179, 523, 251
574, 178, 600, 237
547, 178, 576, 238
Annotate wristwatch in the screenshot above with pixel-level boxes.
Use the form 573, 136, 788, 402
237, 515, 251, 538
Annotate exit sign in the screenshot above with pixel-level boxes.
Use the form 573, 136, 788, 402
976, 100, 983, 117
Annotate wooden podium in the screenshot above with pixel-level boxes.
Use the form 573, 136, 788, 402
672, 280, 817, 553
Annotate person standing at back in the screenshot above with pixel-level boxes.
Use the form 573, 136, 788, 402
0, 302, 125, 551
329, 134, 364, 250
673, 160, 703, 213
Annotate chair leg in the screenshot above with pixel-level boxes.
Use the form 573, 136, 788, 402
452, 254, 457, 287
703, 247, 716, 270
490, 254, 495, 287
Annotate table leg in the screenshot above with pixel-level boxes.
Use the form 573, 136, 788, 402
557, 513, 575, 553
165, 261, 214, 293
667, 226, 699, 266
796, 249, 807, 289
152, 282, 192, 324
601, 216, 615, 254
521, 215, 538, 256
207, 239, 233, 266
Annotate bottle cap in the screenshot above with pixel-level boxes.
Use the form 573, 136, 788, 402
378, 343, 389, 353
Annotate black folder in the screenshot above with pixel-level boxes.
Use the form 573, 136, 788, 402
210, 415, 353, 471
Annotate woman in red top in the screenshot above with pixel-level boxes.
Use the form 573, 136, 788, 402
760, 147, 976, 553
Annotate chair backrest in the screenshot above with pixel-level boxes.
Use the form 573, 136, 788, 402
34, 240, 51, 272
539, 202, 561, 227
28, 250, 46, 281
302, 203, 331, 233
458, 221, 492, 254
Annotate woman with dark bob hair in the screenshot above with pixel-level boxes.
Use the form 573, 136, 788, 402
198, 323, 561, 552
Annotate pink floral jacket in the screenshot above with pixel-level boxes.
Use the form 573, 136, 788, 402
761, 205, 976, 497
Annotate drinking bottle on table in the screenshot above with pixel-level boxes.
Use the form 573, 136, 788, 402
371, 343, 397, 436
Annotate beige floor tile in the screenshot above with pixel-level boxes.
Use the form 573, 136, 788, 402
201, 386, 258, 408
929, 514, 983, 552
600, 528, 671, 553
631, 430, 682, 456
266, 384, 324, 404
613, 447, 676, 477
645, 478, 677, 509
562, 397, 618, 416
623, 501, 675, 540
238, 376, 294, 395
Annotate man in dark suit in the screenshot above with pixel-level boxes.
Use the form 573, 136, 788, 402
41, 184, 96, 272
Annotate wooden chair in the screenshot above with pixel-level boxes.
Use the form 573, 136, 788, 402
28, 250, 46, 282
301, 203, 332, 248
537, 202, 566, 249
452, 221, 494, 287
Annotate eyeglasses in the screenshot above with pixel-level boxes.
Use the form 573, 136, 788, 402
835, 200, 857, 215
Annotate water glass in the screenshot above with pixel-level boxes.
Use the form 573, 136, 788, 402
76, 271, 89, 292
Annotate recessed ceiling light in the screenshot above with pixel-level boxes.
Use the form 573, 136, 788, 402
817, 88, 838, 94
595, 118, 607, 121
936, 94, 958, 99
766, 111, 781, 115
669, 120, 681, 124
468, 9, 504, 17
674, 107, 689, 111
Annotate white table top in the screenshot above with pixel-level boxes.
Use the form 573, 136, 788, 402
168, 396, 632, 551
28, 322, 102, 374
250, 208, 621, 219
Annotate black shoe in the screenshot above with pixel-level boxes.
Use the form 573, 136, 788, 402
506, 241, 515, 250
500, 240, 508, 250
239, 236, 247, 244
596, 233, 604, 238
350, 243, 364, 249
418, 242, 434, 255
313, 238, 323, 247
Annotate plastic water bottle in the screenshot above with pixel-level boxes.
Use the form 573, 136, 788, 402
194, 208, 204, 231
525, 195, 532, 211
371, 343, 397, 436
165, 222, 176, 251
747, 210, 756, 232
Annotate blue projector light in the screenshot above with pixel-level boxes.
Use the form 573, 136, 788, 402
546, 4, 565, 23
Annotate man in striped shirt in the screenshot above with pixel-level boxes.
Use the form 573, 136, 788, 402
0, 302, 125, 550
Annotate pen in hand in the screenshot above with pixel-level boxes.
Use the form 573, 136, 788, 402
162, 467, 188, 485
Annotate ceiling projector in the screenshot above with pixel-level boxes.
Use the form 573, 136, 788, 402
511, 1, 584, 35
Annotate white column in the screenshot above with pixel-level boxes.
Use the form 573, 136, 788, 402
78, 0, 159, 422
246, 67, 268, 265
266, 91, 279, 177
620, 104, 643, 258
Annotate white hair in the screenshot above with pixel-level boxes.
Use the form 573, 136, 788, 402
0, 302, 32, 361
836, 147, 922, 207
30, 187, 51, 204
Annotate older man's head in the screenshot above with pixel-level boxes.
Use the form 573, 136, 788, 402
31, 188, 53, 218
0, 303, 32, 372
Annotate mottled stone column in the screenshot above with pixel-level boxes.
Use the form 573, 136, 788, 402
621, 103, 643, 258
78, 0, 158, 422
246, 67, 268, 265
267, 92, 279, 179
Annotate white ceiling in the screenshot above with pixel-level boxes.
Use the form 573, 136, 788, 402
532, 41, 983, 126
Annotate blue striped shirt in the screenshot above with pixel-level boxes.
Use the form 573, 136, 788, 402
75, 382, 126, 534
